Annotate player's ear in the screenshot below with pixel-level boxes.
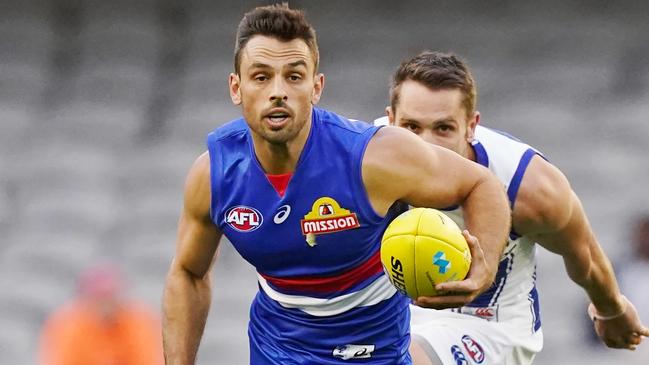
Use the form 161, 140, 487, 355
311, 73, 325, 105
386, 106, 395, 125
229, 73, 242, 105
466, 111, 480, 142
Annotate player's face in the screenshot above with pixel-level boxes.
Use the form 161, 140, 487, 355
388, 80, 478, 159
229, 36, 324, 145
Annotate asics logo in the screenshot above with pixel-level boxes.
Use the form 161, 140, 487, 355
273, 205, 291, 224
333, 344, 375, 360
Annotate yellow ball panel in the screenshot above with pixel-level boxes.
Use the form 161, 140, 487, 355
416, 208, 467, 252
382, 209, 423, 240
414, 236, 471, 297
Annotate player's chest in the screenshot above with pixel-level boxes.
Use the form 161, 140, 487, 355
216, 165, 375, 270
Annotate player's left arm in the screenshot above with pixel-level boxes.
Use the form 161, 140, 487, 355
514, 155, 649, 350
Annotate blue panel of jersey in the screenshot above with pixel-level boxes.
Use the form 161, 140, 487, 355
208, 108, 396, 284
249, 291, 411, 365
206, 107, 411, 364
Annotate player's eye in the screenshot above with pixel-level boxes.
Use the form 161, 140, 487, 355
288, 74, 302, 81
436, 124, 455, 133
254, 74, 268, 82
402, 123, 420, 133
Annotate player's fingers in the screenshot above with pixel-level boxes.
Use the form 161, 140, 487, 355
628, 335, 642, 346
463, 232, 488, 275
604, 340, 624, 349
638, 326, 649, 337
622, 335, 639, 351
463, 230, 483, 256
415, 295, 472, 309
604, 337, 626, 349
435, 278, 478, 294
462, 229, 477, 242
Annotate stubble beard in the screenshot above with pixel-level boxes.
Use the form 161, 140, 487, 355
248, 100, 311, 145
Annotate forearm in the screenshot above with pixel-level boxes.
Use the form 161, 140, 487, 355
163, 266, 212, 365
564, 239, 624, 315
462, 173, 510, 273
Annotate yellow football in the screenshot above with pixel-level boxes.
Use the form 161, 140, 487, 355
381, 207, 471, 299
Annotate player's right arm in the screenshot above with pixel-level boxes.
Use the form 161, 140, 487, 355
163, 152, 222, 365
514, 155, 649, 350
364, 126, 511, 308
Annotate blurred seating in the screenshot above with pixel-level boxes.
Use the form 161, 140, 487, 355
42, 102, 146, 147
0, 105, 35, 161
0, 2, 53, 69
171, 65, 235, 142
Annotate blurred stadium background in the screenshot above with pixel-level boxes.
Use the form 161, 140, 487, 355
1, 0, 648, 363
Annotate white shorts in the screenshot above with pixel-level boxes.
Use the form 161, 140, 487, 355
410, 305, 543, 365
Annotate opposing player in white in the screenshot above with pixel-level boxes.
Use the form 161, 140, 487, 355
376, 51, 649, 365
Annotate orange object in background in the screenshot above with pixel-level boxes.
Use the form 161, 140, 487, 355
38, 265, 163, 365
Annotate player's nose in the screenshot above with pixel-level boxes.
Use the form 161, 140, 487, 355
269, 78, 288, 102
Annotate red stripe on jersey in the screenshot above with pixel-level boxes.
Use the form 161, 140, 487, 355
266, 173, 292, 197
259, 250, 383, 294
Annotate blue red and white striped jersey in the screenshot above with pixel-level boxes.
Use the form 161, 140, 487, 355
207, 108, 411, 364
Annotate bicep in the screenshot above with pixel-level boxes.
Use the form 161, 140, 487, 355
402, 144, 493, 208
172, 152, 222, 279
174, 209, 222, 279
363, 127, 493, 211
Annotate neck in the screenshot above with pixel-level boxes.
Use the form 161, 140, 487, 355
251, 111, 313, 174
465, 141, 476, 162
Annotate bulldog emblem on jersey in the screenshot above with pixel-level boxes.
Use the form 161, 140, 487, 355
300, 197, 360, 247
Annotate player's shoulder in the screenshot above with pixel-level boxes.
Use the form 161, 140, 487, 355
364, 125, 433, 170
474, 125, 536, 151
474, 125, 571, 233
368, 124, 421, 150
513, 154, 572, 233
185, 151, 211, 189
208, 117, 248, 142
176, 150, 214, 225
315, 107, 375, 135
473, 125, 545, 186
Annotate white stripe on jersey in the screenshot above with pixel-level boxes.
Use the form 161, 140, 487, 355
257, 273, 397, 317
374, 116, 390, 126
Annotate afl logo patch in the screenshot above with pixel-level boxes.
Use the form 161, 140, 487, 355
461, 335, 485, 364
225, 206, 263, 232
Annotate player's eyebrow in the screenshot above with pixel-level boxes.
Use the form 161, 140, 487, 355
400, 118, 421, 125
433, 118, 457, 125
287, 60, 307, 69
250, 62, 272, 70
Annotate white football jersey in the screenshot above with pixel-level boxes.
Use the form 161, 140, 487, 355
374, 117, 543, 337
450, 125, 542, 336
